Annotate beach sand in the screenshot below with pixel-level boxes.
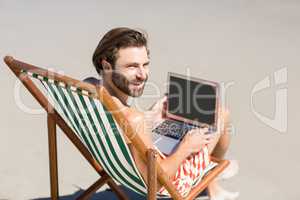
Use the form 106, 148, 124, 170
1, 1, 299, 199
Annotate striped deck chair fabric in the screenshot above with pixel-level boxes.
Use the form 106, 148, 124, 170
24, 70, 149, 196
20, 69, 219, 198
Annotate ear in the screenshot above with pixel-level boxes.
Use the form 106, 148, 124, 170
101, 60, 112, 73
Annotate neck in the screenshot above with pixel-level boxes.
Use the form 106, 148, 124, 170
103, 78, 129, 106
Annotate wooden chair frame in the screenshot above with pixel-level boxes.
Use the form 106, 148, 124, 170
4, 56, 229, 200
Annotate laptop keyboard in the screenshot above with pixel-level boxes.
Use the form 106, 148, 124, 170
152, 120, 198, 140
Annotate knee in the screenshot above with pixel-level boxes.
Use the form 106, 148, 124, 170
220, 108, 230, 125
218, 134, 231, 151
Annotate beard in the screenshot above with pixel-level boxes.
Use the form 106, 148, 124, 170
111, 71, 147, 97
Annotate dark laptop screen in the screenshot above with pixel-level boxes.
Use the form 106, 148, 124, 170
168, 75, 217, 125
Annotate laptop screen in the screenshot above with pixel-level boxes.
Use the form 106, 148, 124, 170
167, 74, 217, 125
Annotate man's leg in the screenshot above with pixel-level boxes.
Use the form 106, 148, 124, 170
211, 132, 231, 159
207, 109, 231, 158
206, 110, 234, 199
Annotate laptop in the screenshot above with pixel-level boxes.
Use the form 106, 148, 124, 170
152, 72, 220, 155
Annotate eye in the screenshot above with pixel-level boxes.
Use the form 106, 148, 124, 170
128, 65, 137, 69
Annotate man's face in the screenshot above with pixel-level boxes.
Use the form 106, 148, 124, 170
111, 46, 149, 97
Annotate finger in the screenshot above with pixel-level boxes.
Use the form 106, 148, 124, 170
204, 140, 211, 145
203, 134, 214, 140
188, 128, 198, 135
151, 96, 167, 112
200, 127, 209, 134
205, 135, 214, 142
162, 96, 168, 116
186, 130, 193, 136
162, 95, 167, 102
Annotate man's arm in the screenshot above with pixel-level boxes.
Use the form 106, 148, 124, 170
129, 120, 213, 190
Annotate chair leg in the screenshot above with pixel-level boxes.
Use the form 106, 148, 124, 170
76, 174, 110, 200
106, 179, 130, 200
76, 173, 129, 200
47, 114, 59, 200
147, 149, 158, 200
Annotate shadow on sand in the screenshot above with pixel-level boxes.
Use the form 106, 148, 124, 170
32, 186, 208, 200
31, 186, 167, 200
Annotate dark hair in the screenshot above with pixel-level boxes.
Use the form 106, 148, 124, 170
92, 27, 149, 75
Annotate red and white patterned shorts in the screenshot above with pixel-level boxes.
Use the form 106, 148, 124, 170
157, 145, 214, 197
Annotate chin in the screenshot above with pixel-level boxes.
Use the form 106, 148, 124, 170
129, 89, 144, 97
130, 92, 143, 97
128, 85, 145, 97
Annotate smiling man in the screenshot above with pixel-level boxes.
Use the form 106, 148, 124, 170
91, 27, 150, 104
88, 27, 233, 199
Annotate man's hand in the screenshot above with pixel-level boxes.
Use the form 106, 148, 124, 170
180, 127, 214, 155
145, 96, 167, 130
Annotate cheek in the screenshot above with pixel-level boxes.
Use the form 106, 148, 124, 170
126, 69, 140, 79
145, 68, 150, 77
118, 69, 136, 82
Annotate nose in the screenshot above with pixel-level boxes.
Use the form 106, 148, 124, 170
136, 66, 147, 81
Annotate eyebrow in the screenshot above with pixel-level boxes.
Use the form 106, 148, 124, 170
143, 61, 150, 66
125, 61, 150, 67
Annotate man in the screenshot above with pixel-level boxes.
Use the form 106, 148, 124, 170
89, 27, 232, 198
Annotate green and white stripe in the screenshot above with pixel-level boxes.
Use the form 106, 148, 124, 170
24, 71, 149, 196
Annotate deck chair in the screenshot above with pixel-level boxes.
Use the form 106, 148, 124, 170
4, 56, 229, 200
